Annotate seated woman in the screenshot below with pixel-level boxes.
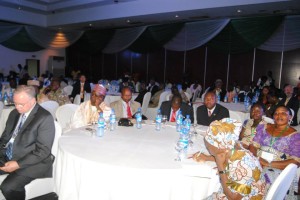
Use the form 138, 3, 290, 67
249, 106, 300, 198
239, 103, 267, 148
193, 118, 266, 200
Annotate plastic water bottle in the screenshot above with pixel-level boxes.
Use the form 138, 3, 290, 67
135, 108, 142, 129
9, 89, 13, 102
234, 95, 238, 103
97, 112, 105, 137
223, 95, 228, 103
217, 94, 221, 103
176, 111, 183, 132
184, 115, 191, 132
244, 100, 250, 111
3, 92, 8, 105
155, 109, 162, 131
0, 92, 2, 101
178, 127, 190, 159
109, 109, 116, 131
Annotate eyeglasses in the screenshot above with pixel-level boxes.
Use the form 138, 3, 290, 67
14, 98, 32, 108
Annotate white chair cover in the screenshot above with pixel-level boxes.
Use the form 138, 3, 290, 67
262, 116, 275, 124
0, 101, 4, 118
229, 110, 243, 123
184, 92, 191, 102
73, 94, 81, 105
39, 101, 59, 119
84, 93, 91, 102
192, 89, 201, 102
141, 92, 151, 116
0, 121, 62, 200
265, 163, 298, 200
146, 91, 171, 120
55, 104, 79, 130
186, 88, 192, 96
63, 85, 73, 96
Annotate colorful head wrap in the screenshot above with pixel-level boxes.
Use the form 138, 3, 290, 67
93, 84, 106, 96
204, 118, 242, 149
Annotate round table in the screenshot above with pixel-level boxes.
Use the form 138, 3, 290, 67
55, 123, 219, 200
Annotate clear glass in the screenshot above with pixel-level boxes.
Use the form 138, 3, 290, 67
161, 115, 168, 128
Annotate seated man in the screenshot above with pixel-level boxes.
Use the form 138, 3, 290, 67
196, 91, 229, 126
160, 94, 194, 123
70, 74, 91, 103
71, 84, 111, 128
0, 85, 55, 200
38, 78, 71, 106
111, 86, 141, 119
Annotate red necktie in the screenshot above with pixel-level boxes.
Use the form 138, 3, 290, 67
170, 110, 176, 122
208, 110, 212, 117
127, 102, 132, 118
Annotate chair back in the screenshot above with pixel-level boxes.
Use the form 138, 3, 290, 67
192, 89, 201, 102
73, 94, 81, 105
0, 101, 3, 117
55, 104, 79, 129
262, 116, 275, 124
158, 91, 171, 108
229, 110, 243, 123
265, 163, 298, 200
186, 88, 192, 96
63, 85, 73, 96
40, 101, 59, 119
84, 93, 91, 102
141, 92, 151, 115
184, 92, 191, 102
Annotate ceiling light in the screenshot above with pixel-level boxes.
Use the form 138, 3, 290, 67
237, 9, 242, 13
175, 15, 179, 18
18, 6, 21, 10
126, 19, 130, 23
89, 23, 92, 27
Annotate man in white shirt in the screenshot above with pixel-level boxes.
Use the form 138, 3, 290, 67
71, 84, 111, 128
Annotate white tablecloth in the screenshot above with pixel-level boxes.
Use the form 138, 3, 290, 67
55, 123, 219, 200
193, 100, 250, 124
0, 106, 14, 135
104, 93, 138, 105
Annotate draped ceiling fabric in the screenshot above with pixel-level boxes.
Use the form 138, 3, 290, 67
259, 15, 300, 52
208, 16, 283, 54
102, 26, 147, 54
0, 22, 22, 43
164, 19, 230, 51
129, 23, 184, 53
70, 29, 115, 55
1, 27, 44, 52
25, 26, 84, 49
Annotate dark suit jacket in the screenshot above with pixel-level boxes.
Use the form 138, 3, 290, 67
148, 85, 159, 97
196, 104, 229, 126
70, 81, 91, 99
160, 101, 194, 123
0, 104, 55, 178
279, 96, 299, 126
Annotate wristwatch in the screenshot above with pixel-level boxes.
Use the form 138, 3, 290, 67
219, 170, 227, 175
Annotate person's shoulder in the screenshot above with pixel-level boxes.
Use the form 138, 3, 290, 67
196, 104, 206, 111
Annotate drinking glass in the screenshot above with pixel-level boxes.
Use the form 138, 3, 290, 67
161, 115, 168, 128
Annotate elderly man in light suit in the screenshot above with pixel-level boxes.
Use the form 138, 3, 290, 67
111, 86, 141, 118
0, 85, 55, 200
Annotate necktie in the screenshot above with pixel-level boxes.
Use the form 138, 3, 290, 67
208, 110, 212, 117
284, 97, 290, 106
6, 114, 26, 160
126, 102, 132, 118
170, 110, 176, 122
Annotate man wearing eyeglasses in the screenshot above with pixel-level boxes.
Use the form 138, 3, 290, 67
70, 84, 112, 128
0, 85, 55, 200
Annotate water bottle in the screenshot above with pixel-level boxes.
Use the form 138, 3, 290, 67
234, 95, 238, 103
176, 111, 183, 132
9, 89, 13, 103
109, 109, 116, 131
217, 94, 221, 103
178, 127, 190, 159
0, 92, 2, 101
97, 112, 105, 137
244, 99, 250, 111
155, 109, 162, 131
3, 92, 8, 105
135, 108, 142, 129
223, 95, 228, 103
184, 115, 191, 133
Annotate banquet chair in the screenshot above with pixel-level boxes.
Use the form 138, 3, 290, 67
55, 104, 79, 130
62, 85, 73, 96
265, 163, 298, 200
145, 91, 170, 120
229, 110, 243, 123
0, 101, 3, 117
40, 101, 59, 119
73, 94, 81, 105
184, 92, 191, 102
192, 89, 201, 102
141, 92, 151, 116
0, 121, 62, 200
186, 87, 192, 96
84, 93, 91, 102
262, 116, 274, 124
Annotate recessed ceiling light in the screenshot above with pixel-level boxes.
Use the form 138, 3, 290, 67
126, 19, 130, 23
175, 15, 179, 18
89, 23, 92, 27
237, 9, 242, 13
18, 6, 21, 10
